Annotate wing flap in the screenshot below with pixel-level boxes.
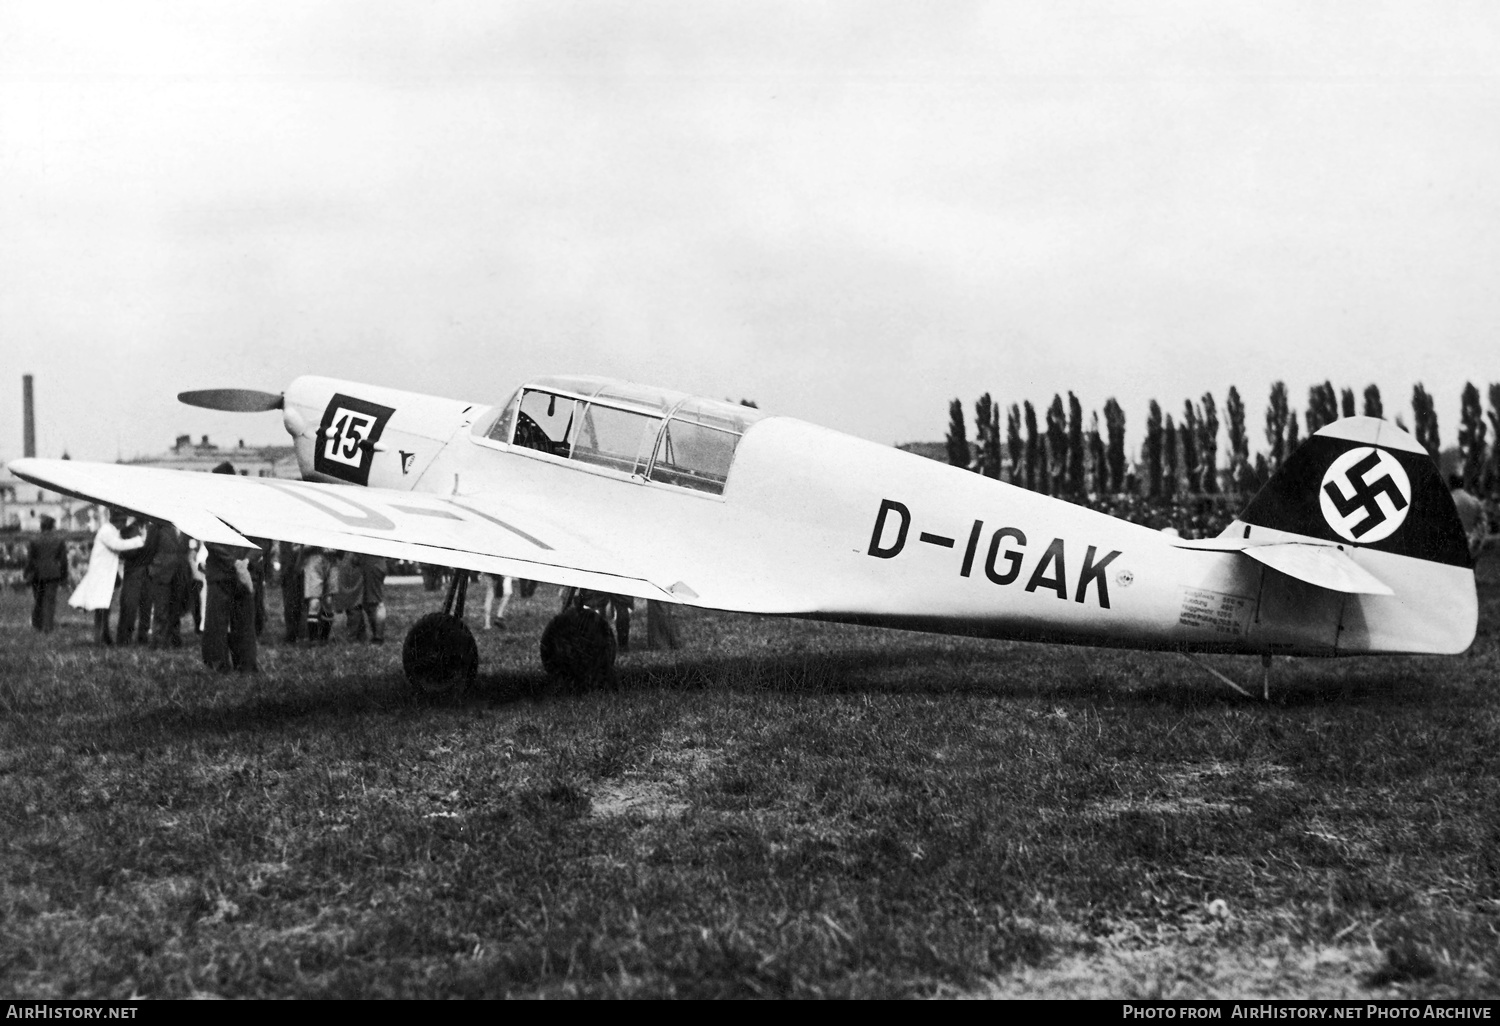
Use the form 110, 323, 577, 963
8, 457, 673, 601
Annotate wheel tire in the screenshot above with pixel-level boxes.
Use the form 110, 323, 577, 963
402, 612, 479, 696
539, 606, 617, 693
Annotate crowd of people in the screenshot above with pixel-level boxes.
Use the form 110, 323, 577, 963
15, 508, 417, 673
11, 462, 397, 673
1081, 494, 1243, 539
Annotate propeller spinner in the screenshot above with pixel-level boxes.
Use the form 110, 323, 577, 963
177, 388, 285, 413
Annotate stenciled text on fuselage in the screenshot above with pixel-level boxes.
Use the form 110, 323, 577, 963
866, 498, 1123, 609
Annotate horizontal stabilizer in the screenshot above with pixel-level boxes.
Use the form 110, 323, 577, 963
1237, 543, 1393, 595
1171, 535, 1392, 595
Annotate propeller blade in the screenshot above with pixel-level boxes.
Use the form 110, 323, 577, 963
177, 389, 285, 413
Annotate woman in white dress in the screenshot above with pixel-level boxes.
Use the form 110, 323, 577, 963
69, 509, 147, 645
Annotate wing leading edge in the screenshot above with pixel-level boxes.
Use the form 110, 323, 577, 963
7, 457, 673, 602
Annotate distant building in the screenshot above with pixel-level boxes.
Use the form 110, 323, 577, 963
0, 464, 97, 534
1, 434, 299, 539
121, 434, 299, 478
0, 466, 95, 586
896, 441, 951, 463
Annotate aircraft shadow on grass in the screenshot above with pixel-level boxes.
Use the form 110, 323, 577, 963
600, 643, 1450, 708
70, 636, 1455, 759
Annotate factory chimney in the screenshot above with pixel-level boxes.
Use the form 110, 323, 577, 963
23, 374, 36, 458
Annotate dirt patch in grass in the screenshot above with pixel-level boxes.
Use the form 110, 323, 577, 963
590, 732, 717, 820
971, 937, 1388, 999
590, 780, 690, 821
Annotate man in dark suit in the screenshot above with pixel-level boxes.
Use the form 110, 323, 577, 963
146, 521, 192, 648
278, 540, 305, 644
24, 515, 69, 633
199, 461, 260, 672
200, 540, 264, 673
116, 517, 158, 645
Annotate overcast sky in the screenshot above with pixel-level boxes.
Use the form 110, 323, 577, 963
3, 1, 1497, 464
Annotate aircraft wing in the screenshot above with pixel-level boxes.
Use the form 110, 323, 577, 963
7, 458, 674, 601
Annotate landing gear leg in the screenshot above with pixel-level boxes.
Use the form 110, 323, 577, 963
401, 571, 478, 696
443, 569, 469, 620
1262, 654, 1272, 702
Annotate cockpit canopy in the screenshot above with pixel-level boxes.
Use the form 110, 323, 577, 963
475, 376, 766, 495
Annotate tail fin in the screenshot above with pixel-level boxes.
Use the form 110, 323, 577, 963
1227, 416, 1475, 654
1235, 416, 1470, 567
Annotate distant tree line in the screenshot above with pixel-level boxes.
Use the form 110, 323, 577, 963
943, 380, 1500, 502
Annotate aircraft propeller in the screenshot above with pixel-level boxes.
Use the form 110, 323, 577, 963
177, 388, 285, 413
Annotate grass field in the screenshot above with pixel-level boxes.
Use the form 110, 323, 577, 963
2, 561, 1498, 999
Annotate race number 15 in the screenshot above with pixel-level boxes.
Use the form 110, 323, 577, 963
323, 407, 378, 468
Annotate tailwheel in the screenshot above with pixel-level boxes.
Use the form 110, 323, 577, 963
539, 606, 618, 693
402, 612, 479, 696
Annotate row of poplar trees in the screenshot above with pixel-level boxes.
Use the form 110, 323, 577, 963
944, 381, 1500, 501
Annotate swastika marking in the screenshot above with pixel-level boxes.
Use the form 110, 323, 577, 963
1318, 446, 1411, 543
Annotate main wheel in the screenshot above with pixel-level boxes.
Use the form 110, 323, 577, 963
402, 612, 479, 696
539, 606, 618, 693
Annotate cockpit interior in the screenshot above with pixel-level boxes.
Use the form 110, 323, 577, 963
473, 376, 766, 495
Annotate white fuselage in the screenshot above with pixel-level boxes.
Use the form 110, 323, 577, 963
280, 376, 1475, 658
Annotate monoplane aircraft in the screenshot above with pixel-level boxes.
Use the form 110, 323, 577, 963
7, 375, 1476, 696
